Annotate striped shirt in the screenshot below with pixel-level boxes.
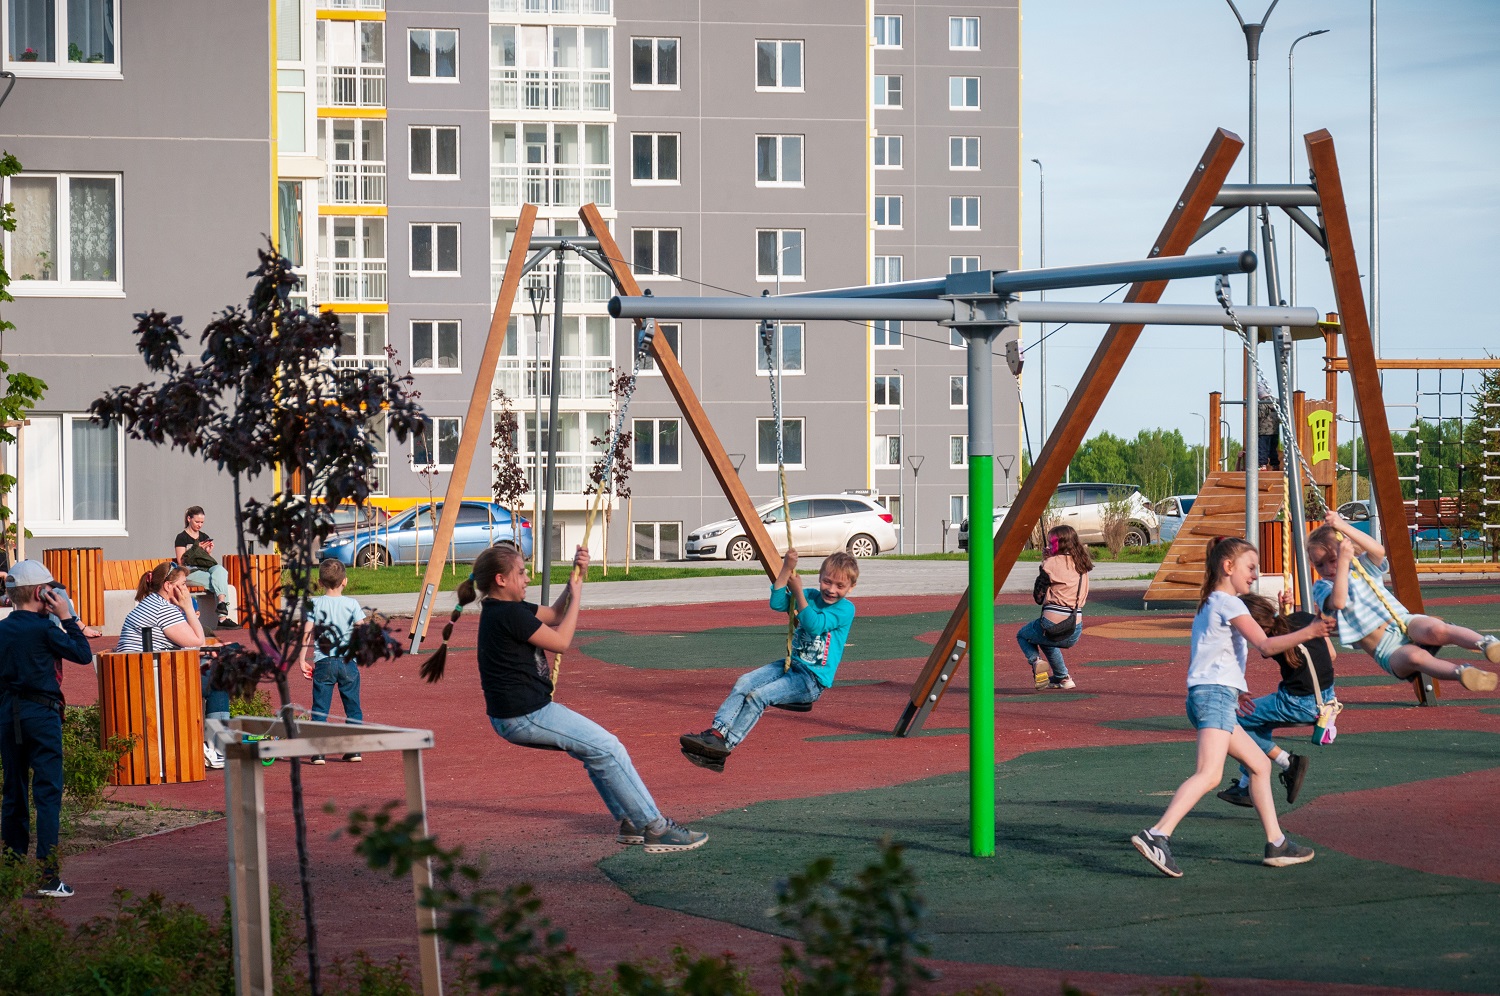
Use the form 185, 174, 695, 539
1311, 553, 1411, 645
115, 593, 191, 653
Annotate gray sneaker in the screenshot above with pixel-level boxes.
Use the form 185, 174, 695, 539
37, 879, 74, 898
1216, 782, 1253, 808
616, 819, 645, 846
1263, 836, 1315, 867
644, 818, 708, 854
679, 730, 730, 760
1130, 829, 1182, 878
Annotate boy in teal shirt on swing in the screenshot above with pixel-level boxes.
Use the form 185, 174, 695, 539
680, 549, 858, 772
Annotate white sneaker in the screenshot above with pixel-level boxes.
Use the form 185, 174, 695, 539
203, 742, 225, 769
1479, 635, 1500, 666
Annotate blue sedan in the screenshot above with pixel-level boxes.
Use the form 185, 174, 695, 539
320, 500, 532, 568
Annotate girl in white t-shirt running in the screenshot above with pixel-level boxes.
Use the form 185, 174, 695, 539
1131, 536, 1330, 878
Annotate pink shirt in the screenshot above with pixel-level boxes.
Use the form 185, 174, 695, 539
1041, 554, 1089, 610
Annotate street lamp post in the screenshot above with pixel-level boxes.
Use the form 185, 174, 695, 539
526, 282, 549, 575
907, 454, 924, 553
997, 453, 1015, 507
894, 367, 904, 555
1288, 28, 1330, 390
1049, 384, 1071, 483
1031, 159, 1046, 444
1190, 411, 1208, 489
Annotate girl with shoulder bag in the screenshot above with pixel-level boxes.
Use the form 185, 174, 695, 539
1018, 524, 1093, 691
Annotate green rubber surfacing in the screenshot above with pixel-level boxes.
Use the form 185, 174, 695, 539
601, 730, 1500, 993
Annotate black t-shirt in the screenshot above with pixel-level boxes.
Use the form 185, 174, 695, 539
174, 530, 206, 552
1276, 611, 1336, 696
477, 598, 552, 719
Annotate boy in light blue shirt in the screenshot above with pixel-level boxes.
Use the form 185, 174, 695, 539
299, 559, 367, 763
680, 549, 858, 772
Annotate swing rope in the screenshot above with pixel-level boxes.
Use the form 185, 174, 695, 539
759, 320, 798, 670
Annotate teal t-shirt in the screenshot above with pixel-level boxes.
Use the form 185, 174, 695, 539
769, 586, 857, 688
308, 594, 365, 659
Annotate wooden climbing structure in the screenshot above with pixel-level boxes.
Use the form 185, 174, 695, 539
1145, 471, 1286, 603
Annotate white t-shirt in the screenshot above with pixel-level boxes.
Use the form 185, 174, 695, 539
1187, 590, 1250, 691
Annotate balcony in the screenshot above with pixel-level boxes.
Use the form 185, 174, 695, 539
490, 68, 610, 114
495, 356, 614, 403
324, 161, 387, 206
323, 0, 384, 8
492, 260, 611, 306
318, 260, 387, 303
490, 0, 611, 15
490, 163, 611, 210
317, 66, 385, 109
332, 354, 390, 372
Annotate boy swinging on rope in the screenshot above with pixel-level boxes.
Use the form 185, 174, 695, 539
1310, 509, 1499, 692
679, 549, 858, 773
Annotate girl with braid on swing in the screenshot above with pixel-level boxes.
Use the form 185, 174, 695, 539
1310, 509, 1499, 691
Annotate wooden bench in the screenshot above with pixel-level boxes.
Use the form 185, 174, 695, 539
103, 558, 164, 592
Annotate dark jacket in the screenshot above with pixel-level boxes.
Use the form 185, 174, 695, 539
0, 610, 92, 700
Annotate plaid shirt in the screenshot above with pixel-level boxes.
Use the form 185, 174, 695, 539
1311, 552, 1411, 645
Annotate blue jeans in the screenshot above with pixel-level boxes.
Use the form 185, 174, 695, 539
311, 657, 363, 724
1186, 683, 1241, 732
712, 660, 823, 748
1016, 615, 1082, 678
188, 565, 230, 598
1236, 685, 1337, 777
489, 702, 662, 828
0, 700, 64, 875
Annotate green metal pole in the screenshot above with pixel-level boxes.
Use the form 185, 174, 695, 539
968, 453, 995, 856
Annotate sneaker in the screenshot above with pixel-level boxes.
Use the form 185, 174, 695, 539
1263, 836, 1316, 867
1279, 753, 1309, 804
643, 818, 708, 854
1046, 677, 1077, 691
1130, 829, 1182, 878
1216, 782, 1253, 808
342, 753, 362, 763
1479, 635, 1500, 666
681, 749, 725, 773
308, 755, 326, 765
616, 819, 645, 846
216, 600, 231, 620
679, 729, 730, 760
37, 879, 74, 898
203, 742, 225, 770
1033, 669, 1049, 691
1459, 665, 1499, 693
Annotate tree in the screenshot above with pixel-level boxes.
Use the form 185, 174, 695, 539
90, 247, 425, 995
587, 367, 634, 575
1067, 431, 1132, 484
490, 387, 529, 551
1128, 428, 1192, 502
0, 151, 49, 556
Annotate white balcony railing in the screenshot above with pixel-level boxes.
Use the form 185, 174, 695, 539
322, 0, 384, 9
490, 0, 611, 15
318, 260, 387, 303
332, 354, 390, 372
324, 161, 387, 206
490, 163, 611, 210
317, 66, 386, 108
517, 455, 587, 497
492, 260, 610, 306
495, 356, 614, 402
490, 68, 610, 113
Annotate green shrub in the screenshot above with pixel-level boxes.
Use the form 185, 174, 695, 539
231, 688, 275, 718
61, 704, 134, 816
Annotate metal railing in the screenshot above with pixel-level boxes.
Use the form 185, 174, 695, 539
324, 161, 387, 206
495, 356, 614, 402
489, 67, 610, 113
490, 0, 611, 15
492, 259, 611, 306
317, 66, 385, 108
490, 163, 611, 209
317, 260, 387, 303
323, 0, 384, 8
332, 354, 390, 372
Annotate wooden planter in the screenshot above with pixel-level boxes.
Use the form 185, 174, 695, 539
224, 553, 283, 625
43, 547, 105, 627
96, 650, 205, 786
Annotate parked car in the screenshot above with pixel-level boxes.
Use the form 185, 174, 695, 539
685, 493, 898, 560
326, 504, 390, 534
957, 483, 1159, 551
320, 500, 532, 567
1154, 495, 1197, 544
956, 506, 1010, 552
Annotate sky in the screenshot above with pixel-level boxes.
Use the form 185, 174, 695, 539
1017, 0, 1500, 451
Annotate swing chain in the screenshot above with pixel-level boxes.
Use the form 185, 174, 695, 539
759, 321, 798, 669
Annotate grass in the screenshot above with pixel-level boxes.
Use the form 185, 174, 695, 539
339, 562, 768, 595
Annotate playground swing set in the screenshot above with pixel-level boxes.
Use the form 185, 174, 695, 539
402, 127, 1447, 859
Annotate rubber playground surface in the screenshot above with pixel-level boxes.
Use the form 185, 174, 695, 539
58, 582, 1500, 994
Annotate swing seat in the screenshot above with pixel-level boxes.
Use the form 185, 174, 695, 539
770, 700, 815, 713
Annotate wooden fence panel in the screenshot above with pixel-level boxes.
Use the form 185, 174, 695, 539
224, 554, 282, 625
43, 547, 105, 627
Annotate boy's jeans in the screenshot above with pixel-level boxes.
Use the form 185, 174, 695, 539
1236, 685, 1336, 777
1016, 615, 1083, 679
713, 660, 823, 748
311, 657, 363, 724
490, 702, 662, 828
0, 701, 63, 876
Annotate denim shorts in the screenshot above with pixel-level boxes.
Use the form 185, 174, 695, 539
1185, 683, 1241, 732
1370, 623, 1410, 676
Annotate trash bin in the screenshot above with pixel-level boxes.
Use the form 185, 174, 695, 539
96, 649, 206, 785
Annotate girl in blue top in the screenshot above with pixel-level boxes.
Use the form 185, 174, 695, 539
1131, 536, 1329, 878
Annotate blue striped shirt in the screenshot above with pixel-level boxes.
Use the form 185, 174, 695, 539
1311, 552, 1410, 645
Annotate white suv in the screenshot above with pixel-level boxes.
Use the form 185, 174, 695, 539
958, 483, 1159, 550
686, 493, 899, 561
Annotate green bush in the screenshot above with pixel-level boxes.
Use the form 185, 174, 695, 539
61, 705, 134, 816
231, 688, 275, 718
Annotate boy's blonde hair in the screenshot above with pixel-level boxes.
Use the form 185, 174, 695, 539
822, 551, 860, 586
318, 558, 348, 590
1306, 524, 1341, 560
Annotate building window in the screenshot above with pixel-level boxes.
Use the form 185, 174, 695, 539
950, 435, 968, 468
755, 322, 804, 373
631, 133, 679, 183
4, 0, 118, 75
949, 16, 980, 50
874, 434, 902, 468
338, 314, 388, 367
5, 172, 120, 294
949, 76, 980, 110
410, 126, 459, 178
950, 255, 981, 273
873, 74, 901, 108
410, 223, 460, 274
950, 136, 980, 169
634, 521, 681, 560
873, 255, 902, 285
873, 134, 902, 169
950, 196, 980, 230
874, 374, 902, 409
950, 495, 968, 525
873, 195, 902, 229
412, 320, 461, 371
950, 328, 965, 348
756, 229, 803, 281
755, 39, 802, 90
757, 417, 804, 469
950, 375, 968, 408
639, 322, 680, 374
414, 416, 461, 468
631, 37, 679, 87
756, 134, 803, 185
9, 413, 123, 533
872, 321, 903, 348
408, 28, 457, 81
633, 418, 681, 469
873, 15, 902, 48
632, 228, 680, 278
